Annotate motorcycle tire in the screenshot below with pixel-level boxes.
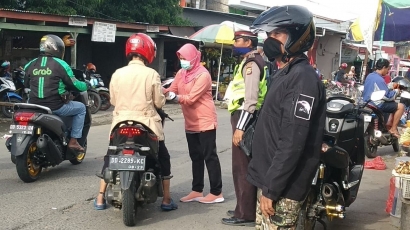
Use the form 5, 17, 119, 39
15, 138, 42, 183
98, 91, 111, 111
364, 134, 378, 158
392, 138, 400, 152
2, 98, 21, 118
122, 179, 138, 226
11, 155, 16, 164
88, 91, 102, 114
296, 189, 316, 230
69, 139, 87, 165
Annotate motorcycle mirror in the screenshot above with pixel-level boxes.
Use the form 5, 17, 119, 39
370, 90, 386, 101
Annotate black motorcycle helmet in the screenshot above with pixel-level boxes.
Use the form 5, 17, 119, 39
39, 34, 65, 59
250, 5, 316, 57
392, 76, 410, 90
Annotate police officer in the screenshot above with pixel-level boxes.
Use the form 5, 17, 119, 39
221, 30, 267, 226
247, 6, 326, 229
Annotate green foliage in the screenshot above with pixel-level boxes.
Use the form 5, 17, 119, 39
0, 0, 190, 25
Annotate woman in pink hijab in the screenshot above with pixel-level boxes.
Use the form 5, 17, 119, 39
164, 43, 224, 204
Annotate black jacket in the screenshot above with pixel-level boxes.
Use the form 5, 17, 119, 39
247, 56, 326, 202
24, 55, 87, 110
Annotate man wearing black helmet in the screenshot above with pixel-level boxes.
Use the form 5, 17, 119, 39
247, 5, 326, 229
24, 34, 88, 152
362, 58, 405, 138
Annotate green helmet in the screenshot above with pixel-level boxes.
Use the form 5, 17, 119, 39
39, 34, 65, 59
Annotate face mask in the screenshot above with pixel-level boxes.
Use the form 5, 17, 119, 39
180, 60, 191, 70
263, 37, 284, 62
233, 47, 252, 56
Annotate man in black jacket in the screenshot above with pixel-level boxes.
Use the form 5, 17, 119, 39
248, 5, 326, 229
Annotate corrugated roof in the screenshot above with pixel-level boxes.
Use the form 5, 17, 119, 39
0, 8, 163, 26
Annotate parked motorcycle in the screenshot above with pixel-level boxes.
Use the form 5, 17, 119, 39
12, 67, 28, 102
72, 68, 101, 114
0, 76, 23, 118
296, 91, 384, 229
89, 73, 111, 111
102, 110, 173, 226
5, 88, 91, 183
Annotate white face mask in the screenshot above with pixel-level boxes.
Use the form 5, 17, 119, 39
180, 60, 192, 70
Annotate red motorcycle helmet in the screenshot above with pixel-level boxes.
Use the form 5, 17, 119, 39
125, 33, 156, 64
341, 63, 348, 69
86, 63, 96, 72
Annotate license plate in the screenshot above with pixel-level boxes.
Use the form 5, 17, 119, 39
108, 155, 146, 171
9, 124, 34, 134
364, 115, 372, 122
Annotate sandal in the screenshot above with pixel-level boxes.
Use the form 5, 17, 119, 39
160, 199, 178, 211
94, 192, 107, 210
388, 130, 401, 138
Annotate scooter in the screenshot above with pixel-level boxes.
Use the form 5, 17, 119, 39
0, 76, 23, 118
296, 91, 384, 229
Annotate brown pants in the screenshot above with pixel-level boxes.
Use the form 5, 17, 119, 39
231, 110, 257, 220
255, 189, 303, 230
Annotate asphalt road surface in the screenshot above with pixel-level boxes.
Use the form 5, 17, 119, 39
0, 109, 400, 230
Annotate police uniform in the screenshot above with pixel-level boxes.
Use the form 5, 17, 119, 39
226, 31, 268, 222
247, 56, 326, 229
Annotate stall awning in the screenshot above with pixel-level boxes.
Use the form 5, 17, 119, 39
158, 34, 204, 46
169, 26, 196, 37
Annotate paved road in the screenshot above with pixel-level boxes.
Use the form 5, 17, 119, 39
0, 108, 399, 230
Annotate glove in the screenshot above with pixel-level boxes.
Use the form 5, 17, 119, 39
24, 88, 31, 94
165, 92, 177, 101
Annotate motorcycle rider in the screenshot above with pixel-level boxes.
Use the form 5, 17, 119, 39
85, 63, 96, 80
222, 30, 267, 227
247, 5, 326, 229
1, 60, 12, 80
24, 34, 88, 152
94, 33, 177, 211
362, 58, 404, 138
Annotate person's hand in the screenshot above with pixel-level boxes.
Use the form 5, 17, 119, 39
24, 88, 31, 94
260, 195, 275, 218
232, 129, 244, 146
166, 92, 176, 101
393, 83, 399, 89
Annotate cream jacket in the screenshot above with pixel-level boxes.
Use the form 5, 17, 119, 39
109, 60, 165, 140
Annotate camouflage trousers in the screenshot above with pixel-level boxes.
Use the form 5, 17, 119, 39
255, 189, 303, 230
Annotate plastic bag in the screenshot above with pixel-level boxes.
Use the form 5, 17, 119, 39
364, 156, 386, 170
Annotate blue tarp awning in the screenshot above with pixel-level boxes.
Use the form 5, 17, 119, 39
374, 4, 410, 42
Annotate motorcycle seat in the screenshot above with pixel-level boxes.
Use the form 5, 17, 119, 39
14, 103, 52, 114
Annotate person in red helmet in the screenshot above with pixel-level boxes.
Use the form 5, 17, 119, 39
335, 63, 349, 83
94, 33, 177, 211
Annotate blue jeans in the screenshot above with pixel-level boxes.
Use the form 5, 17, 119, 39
53, 101, 86, 139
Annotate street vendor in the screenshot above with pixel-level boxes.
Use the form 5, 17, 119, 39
221, 30, 267, 226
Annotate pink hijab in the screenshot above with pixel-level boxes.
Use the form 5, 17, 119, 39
177, 44, 208, 84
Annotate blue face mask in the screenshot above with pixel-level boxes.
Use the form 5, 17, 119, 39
180, 60, 192, 70
233, 47, 252, 56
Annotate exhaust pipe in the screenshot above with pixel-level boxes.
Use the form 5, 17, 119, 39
374, 130, 389, 145
322, 183, 345, 219
36, 134, 63, 166
142, 172, 156, 188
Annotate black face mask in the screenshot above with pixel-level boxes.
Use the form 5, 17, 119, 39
263, 37, 283, 62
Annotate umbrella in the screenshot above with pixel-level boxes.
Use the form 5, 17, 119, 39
189, 24, 234, 100
189, 23, 265, 101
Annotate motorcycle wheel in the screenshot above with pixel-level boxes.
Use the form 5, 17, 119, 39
364, 134, 378, 158
2, 98, 21, 118
392, 138, 400, 152
296, 189, 316, 230
11, 155, 16, 164
122, 180, 138, 226
88, 91, 102, 114
69, 139, 87, 165
16, 139, 42, 183
99, 91, 111, 111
